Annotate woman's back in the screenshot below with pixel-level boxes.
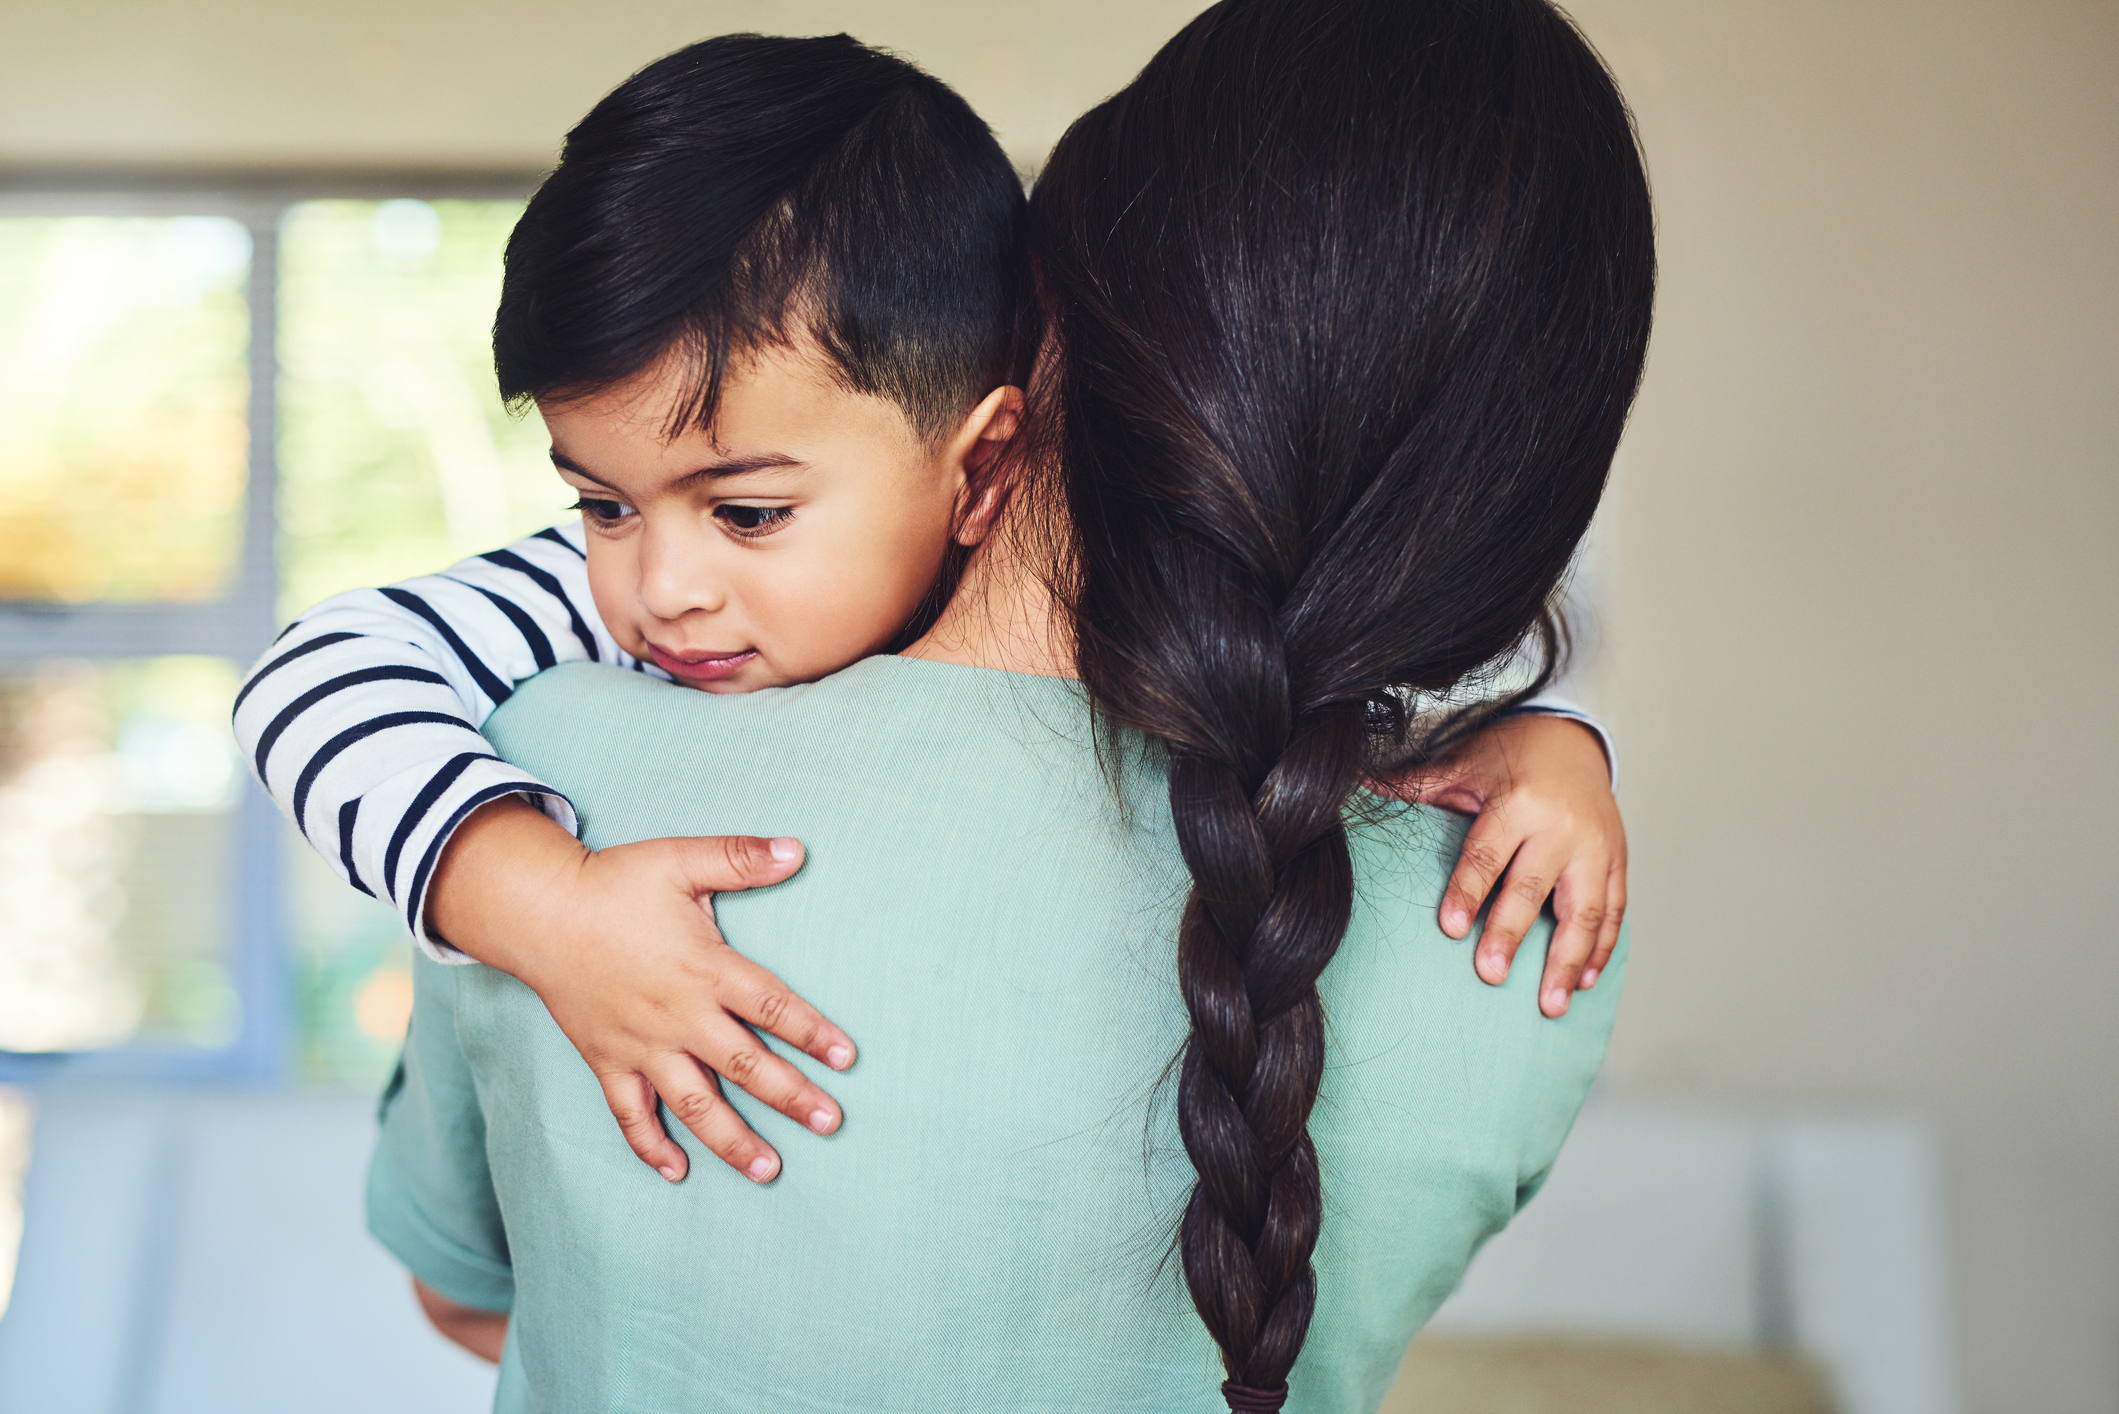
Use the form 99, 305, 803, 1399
370, 657, 1624, 1414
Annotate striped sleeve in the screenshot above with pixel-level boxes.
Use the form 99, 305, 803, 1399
233, 522, 665, 962
1501, 691, 1618, 791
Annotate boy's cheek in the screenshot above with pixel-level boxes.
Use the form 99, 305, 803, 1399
582, 542, 644, 652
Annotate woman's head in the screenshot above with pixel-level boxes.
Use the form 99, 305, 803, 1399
1025, 0, 1652, 1405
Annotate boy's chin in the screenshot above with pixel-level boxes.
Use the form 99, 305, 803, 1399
664, 661, 836, 694
670, 672, 766, 695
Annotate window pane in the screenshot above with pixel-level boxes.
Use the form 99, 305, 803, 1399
0, 657, 241, 1053
277, 199, 574, 618
0, 217, 251, 603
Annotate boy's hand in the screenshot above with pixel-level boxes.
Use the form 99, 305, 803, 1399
1383, 713, 1625, 1019
426, 797, 856, 1185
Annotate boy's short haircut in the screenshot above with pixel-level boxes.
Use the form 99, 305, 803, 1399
495, 33, 1027, 441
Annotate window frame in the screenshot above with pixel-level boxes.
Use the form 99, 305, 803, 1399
0, 170, 538, 1086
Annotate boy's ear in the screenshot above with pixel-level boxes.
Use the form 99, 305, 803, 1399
949, 385, 1024, 547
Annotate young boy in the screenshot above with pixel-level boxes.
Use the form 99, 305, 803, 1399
235, 32, 1625, 1191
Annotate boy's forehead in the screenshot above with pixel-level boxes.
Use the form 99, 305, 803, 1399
714, 342, 913, 442
544, 338, 925, 479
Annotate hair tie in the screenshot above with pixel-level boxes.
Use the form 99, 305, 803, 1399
1221, 1380, 1290, 1412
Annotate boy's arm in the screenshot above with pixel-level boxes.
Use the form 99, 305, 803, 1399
1503, 690, 1616, 788
238, 525, 852, 1182
234, 523, 624, 958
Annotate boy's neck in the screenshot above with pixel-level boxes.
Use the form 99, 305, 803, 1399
900, 511, 1074, 680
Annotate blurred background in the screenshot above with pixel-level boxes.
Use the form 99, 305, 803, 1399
0, 1, 2109, 1412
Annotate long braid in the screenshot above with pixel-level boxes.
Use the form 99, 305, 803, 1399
1026, 0, 1655, 1407
1171, 716, 1366, 1395
1054, 318, 1406, 1401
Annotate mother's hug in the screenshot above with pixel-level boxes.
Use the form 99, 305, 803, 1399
368, 1, 1654, 1409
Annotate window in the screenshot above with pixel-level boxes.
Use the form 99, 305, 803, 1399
0, 177, 569, 1094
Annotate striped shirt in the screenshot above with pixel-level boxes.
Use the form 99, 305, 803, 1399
234, 520, 1613, 962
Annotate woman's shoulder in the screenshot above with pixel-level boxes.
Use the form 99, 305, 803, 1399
494, 656, 1085, 740
1324, 796, 1625, 1182
1344, 796, 1469, 908
1336, 794, 1624, 1047
484, 656, 1107, 852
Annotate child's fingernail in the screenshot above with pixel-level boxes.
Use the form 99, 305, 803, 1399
769, 837, 800, 862
657, 1165, 680, 1182
1580, 968, 1600, 989
747, 1154, 777, 1182
808, 1108, 834, 1134
826, 1043, 853, 1070
1546, 988, 1569, 1014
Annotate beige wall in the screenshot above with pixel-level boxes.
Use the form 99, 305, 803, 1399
4, 2, 2114, 1411
0, 0, 1208, 173
1567, 5, 2119, 1412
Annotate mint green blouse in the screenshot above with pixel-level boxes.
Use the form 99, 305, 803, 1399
367, 656, 1624, 1414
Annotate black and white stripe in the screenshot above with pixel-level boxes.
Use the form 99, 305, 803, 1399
233, 521, 666, 961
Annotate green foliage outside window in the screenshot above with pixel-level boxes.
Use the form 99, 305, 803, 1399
0, 218, 250, 603
277, 199, 574, 618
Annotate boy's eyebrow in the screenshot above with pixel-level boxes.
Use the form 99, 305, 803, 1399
671, 453, 804, 489
549, 448, 803, 487
549, 450, 611, 485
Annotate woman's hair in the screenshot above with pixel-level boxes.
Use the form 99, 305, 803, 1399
1026, 0, 1654, 1406
494, 33, 1026, 442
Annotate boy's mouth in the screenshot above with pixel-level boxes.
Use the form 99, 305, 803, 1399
648, 644, 759, 683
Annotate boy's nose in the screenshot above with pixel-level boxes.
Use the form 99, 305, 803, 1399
636, 523, 727, 621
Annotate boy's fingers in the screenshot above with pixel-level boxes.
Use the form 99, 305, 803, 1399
713, 947, 857, 1071
1539, 863, 1610, 1018
1440, 820, 1516, 941
644, 1056, 783, 1184
1581, 866, 1627, 989
692, 1013, 843, 1139
597, 1070, 689, 1182
667, 834, 805, 895
1475, 840, 1563, 989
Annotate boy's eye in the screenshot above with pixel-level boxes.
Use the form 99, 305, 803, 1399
714, 504, 794, 538
569, 497, 636, 525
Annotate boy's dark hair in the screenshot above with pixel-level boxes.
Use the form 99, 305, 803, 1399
495, 33, 1026, 440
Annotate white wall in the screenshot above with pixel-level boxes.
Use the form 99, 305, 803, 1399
4, 2, 2114, 1411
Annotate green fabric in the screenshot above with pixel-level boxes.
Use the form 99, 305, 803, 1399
368, 655, 1626, 1414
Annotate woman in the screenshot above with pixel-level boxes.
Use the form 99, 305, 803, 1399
370, 1, 1654, 1409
